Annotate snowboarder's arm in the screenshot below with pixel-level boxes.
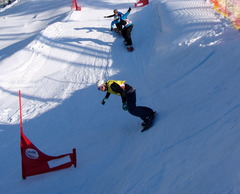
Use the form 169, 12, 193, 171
121, 8, 131, 20
104, 14, 115, 18
111, 20, 117, 28
101, 92, 110, 105
105, 92, 111, 99
110, 82, 126, 103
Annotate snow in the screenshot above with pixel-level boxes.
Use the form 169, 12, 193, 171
1, 0, 240, 193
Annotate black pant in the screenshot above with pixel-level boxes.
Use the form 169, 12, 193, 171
126, 89, 153, 121
122, 24, 133, 46
116, 22, 122, 31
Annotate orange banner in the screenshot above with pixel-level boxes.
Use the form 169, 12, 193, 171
210, 0, 240, 30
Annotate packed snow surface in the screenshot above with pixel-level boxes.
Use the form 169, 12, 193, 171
1, 0, 240, 193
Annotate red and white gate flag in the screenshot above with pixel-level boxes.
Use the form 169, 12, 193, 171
135, 0, 149, 7
72, 0, 81, 11
18, 91, 77, 179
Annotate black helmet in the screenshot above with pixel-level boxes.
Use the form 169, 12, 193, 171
113, 9, 118, 14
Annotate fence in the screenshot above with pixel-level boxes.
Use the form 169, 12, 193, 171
210, 0, 240, 30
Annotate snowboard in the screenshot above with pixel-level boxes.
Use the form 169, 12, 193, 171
141, 112, 157, 132
123, 41, 134, 52
127, 46, 134, 52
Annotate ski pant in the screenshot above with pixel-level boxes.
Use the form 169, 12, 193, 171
116, 22, 122, 31
126, 88, 153, 121
122, 24, 133, 46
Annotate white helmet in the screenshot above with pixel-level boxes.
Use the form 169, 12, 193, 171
96, 79, 105, 88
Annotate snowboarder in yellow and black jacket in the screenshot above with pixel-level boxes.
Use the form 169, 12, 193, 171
96, 80, 155, 127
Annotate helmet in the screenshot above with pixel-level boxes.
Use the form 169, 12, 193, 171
96, 80, 105, 88
113, 9, 118, 14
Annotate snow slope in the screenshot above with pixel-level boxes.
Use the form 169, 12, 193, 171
1, 0, 240, 193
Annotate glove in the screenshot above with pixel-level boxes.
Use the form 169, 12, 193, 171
122, 102, 128, 111
128, 7, 131, 12
110, 27, 113, 31
104, 16, 108, 18
101, 98, 107, 105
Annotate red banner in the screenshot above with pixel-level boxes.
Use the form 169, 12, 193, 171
72, 0, 81, 11
135, 0, 149, 7
18, 91, 77, 179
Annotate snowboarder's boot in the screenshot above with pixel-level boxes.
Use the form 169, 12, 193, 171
141, 111, 156, 126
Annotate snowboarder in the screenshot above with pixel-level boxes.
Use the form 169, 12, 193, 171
111, 7, 134, 51
96, 80, 155, 127
104, 9, 123, 34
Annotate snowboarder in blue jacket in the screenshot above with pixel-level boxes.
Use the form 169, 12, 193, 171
104, 9, 124, 33
111, 7, 133, 48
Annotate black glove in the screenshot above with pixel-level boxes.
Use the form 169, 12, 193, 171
128, 7, 131, 12
122, 102, 128, 111
104, 16, 108, 18
102, 98, 107, 105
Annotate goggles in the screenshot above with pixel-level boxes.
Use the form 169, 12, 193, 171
98, 85, 104, 90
